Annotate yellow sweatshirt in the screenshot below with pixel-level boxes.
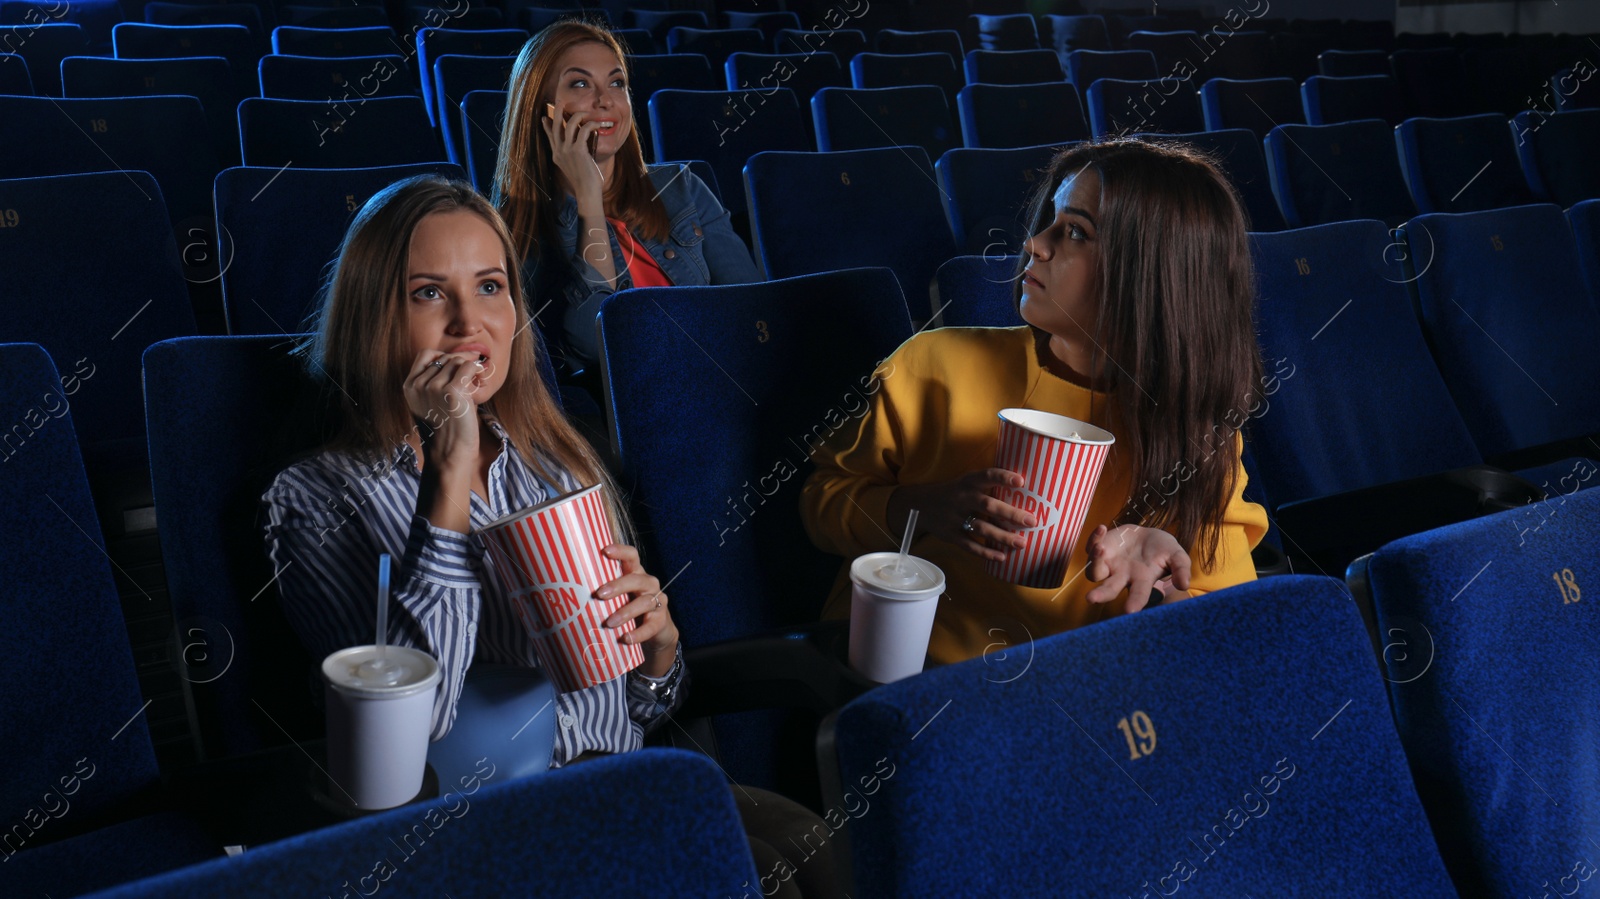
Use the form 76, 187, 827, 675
800, 326, 1269, 665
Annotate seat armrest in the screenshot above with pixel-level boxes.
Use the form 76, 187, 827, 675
680, 621, 877, 718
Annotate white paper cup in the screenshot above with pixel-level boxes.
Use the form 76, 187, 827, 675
323, 645, 441, 810
848, 552, 946, 683
986, 409, 1115, 589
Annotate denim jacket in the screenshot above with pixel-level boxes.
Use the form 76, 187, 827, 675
532, 163, 761, 367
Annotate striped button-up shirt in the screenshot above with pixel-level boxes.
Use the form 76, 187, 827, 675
261, 419, 685, 767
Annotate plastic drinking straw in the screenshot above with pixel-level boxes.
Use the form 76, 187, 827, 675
376, 553, 391, 659
896, 510, 919, 575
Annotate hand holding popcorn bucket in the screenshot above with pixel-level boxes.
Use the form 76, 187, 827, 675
479, 484, 644, 693
986, 409, 1115, 589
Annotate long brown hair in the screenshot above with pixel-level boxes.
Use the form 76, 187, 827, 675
492, 20, 669, 262
1018, 138, 1264, 569
302, 174, 632, 539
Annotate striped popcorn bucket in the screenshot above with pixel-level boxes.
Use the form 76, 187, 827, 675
985, 409, 1115, 589
478, 483, 644, 693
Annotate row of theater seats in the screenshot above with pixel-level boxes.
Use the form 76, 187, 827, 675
3, 310, 1596, 894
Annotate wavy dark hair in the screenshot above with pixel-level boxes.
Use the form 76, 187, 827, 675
1016, 138, 1264, 569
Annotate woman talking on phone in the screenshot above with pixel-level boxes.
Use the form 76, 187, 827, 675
492, 21, 760, 371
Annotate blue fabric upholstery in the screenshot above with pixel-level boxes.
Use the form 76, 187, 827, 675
746, 147, 956, 314
0, 172, 196, 485
1391, 47, 1473, 118
1199, 76, 1302, 137
60, 55, 241, 167
611, 27, 656, 56
1086, 77, 1204, 138
962, 48, 1061, 85
279, 5, 388, 29
628, 53, 719, 162
933, 254, 1022, 327
724, 10, 799, 42
143, 2, 263, 50
936, 144, 1060, 253
259, 53, 419, 101
113, 23, 258, 97
414, 27, 526, 125
1395, 114, 1534, 214
239, 96, 446, 168
599, 268, 911, 787
831, 575, 1458, 897
1301, 74, 1405, 126
1514, 108, 1600, 208
1248, 219, 1483, 505
0, 50, 33, 94
84, 750, 760, 898
401, 4, 503, 31
215, 162, 467, 336
1569, 198, 1600, 314
1066, 48, 1158, 87
970, 13, 1037, 51
1044, 14, 1110, 56
1317, 48, 1389, 77
269, 25, 400, 58
3, 1, 112, 54
460, 88, 505, 192
432, 54, 514, 166
4, 812, 219, 897
665, 27, 764, 71
1552, 65, 1600, 111
848, 51, 961, 106
725, 51, 846, 103
649, 87, 809, 216
144, 335, 330, 757
1143, 128, 1285, 231
1264, 119, 1417, 227
811, 85, 958, 158
1190, 30, 1273, 81
0, 94, 219, 228
955, 81, 1087, 149
1123, 29, 1200, 77
1359, 486, 1600, 894
1403, 204, 1600, 457
630, 9, 706, 42
775, 27, 866, 62
517, 6, 608, 33
0, 23, 84, 95
875, 28, 962, 59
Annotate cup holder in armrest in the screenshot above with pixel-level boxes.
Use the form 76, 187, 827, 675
1251, 541, 1291, 577
1440, 466, 1544, 514
679, 621, 877, 719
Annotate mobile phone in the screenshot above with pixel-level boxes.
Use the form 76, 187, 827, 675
547, 103, 599, 155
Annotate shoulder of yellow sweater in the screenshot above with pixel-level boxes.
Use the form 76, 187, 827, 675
887, 326, 1033, 380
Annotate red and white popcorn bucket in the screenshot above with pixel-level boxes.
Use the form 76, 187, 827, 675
479, 484, 644, 693
985, 409, 1115, 589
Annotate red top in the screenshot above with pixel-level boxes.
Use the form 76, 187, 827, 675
609, 217, 673, 289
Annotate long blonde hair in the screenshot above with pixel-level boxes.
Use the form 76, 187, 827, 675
303, 174, 632, 538
492, 20, 669, 262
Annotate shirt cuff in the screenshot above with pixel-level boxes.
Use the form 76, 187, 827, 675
403, 513, 485, 590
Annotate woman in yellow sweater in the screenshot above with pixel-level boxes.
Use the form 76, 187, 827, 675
801, 138, 1271, 665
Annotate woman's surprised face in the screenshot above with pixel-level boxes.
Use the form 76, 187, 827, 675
1020, 168, 1103, 344
549, 41, 632, 165
405, 210, 516, 405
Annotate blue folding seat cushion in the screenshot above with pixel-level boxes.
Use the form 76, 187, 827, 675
933, 254, 1022, 327
1199, 76, 1302, 136
664, 26, 764, 69
955, 81, 1088, 149
971, 13, 1037, 51
83, 750, 760, 898
414, 27, 528, 123
0, 22, 82, 95
811, 85, 958, 158
936, 144, 1059, 253
1145, 128, 1284, 231
1045, 14, 1110, 54
258, 54, 418, 100
1395, 114, 1534, 214
1514, 108, 1600, 208
1359, 487, 1600, 894
59, 55, 241, 166
746, 148, 956, 306
1248, 219, 1483, 504
849, 51, 961, 104
270, 25, 401, 58
1264, 119, 1417, 228
725, 51, 847, 101
1403, 204, 1600, 457
432, 54, 515, 166
831, 576, 1458, 897
111, 22, 257, 96
1301, 74, 1405, 126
